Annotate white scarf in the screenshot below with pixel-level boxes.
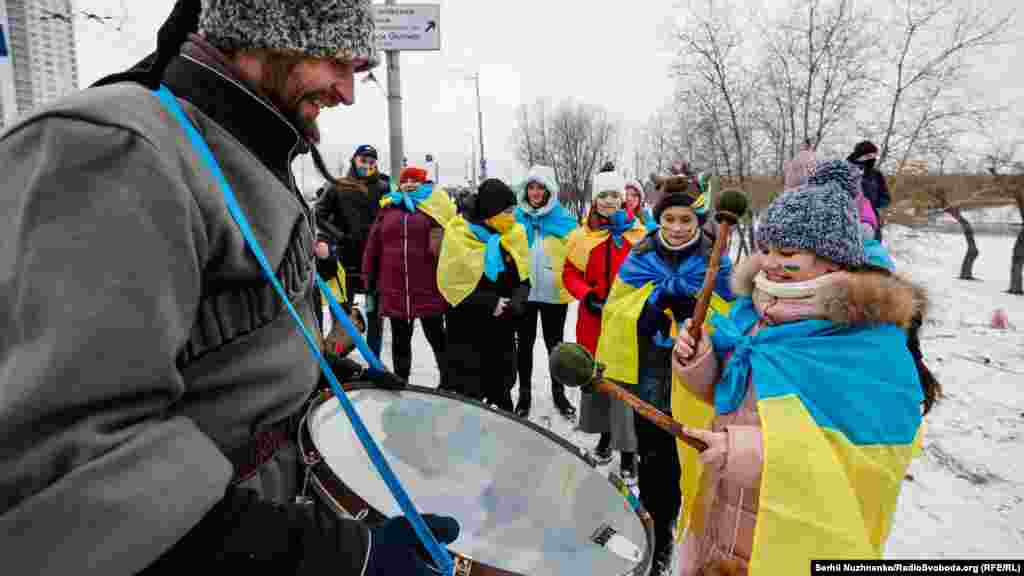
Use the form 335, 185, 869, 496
753, 270, 842, 300
658, 228, 700, 252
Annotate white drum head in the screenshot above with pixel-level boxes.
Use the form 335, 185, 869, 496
310, 387, 650, 576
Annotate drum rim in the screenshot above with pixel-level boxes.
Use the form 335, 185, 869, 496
303, 383, 655, 576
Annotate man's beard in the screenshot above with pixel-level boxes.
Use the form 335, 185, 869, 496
255, 53, 321, 144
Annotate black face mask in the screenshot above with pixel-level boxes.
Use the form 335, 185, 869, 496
863, 159, 877, 171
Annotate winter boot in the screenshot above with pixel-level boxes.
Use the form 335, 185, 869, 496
590, 433, 613, 465
619, 452, 638, 487
650, 539, 674, 576
551, 381, 576, 421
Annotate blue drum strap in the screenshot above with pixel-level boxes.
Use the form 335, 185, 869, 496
153, 85, 453, 575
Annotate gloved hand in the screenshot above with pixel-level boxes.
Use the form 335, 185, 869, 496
654, 290, 698, 324
638, 303, 671, 343
364, 514, 461, 576
365, 368, 407, 390
583, 291, 605, 315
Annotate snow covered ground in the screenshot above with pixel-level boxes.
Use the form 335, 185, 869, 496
361, 225, 1023, 563
883, 227, 1023, 558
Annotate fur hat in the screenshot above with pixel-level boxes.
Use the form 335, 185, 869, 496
654, 175, 689, 195
757, 160, 865, 267
199, 0, 378, 72
592, 171, 626, 201
399, 166, 429, 184
653, 191, 703, 223
474, 178, 516, 221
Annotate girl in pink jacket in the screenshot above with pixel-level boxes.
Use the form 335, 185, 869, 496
671, 161, 940, 575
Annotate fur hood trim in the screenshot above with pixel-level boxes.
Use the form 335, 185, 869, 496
731, 253, 927, 328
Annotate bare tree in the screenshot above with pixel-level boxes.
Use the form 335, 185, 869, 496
1012, 183, 1024, 295
921, 184, 981, 280
982, 143, 1024, 295
672, 0, 754, 183
511, 99, 621, 220
876, 0, 1014, 170
759, 0, 877, 163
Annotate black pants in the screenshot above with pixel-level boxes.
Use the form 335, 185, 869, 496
635, 411, 682, 557
389, 315, 446, 387
514, 302, 569, 401
366, 294, 383, 359
445, 306, 516, 411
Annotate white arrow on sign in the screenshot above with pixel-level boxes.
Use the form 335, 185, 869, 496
372, 4, 441, 52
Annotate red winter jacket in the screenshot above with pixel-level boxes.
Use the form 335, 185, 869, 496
362, 206, 447, 320
562, 215, 638, 354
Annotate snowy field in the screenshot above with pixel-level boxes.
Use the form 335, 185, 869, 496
361, 225, 1023, 562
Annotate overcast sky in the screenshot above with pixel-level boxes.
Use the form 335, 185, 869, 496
72, 0, 1023, 192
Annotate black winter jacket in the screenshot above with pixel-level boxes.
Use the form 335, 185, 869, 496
314, 172, 389, 294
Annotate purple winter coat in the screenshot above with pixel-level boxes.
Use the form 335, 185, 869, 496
362, 205, 447, 320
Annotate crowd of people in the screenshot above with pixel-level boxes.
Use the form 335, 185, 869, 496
0, 1, 940, 575
311, 144, 936, 575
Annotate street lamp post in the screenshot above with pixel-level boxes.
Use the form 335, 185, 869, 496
385, 0, 405, 184
471, 73, 486, 181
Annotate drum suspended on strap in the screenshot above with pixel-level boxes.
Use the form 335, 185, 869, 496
300, 385, 653, 576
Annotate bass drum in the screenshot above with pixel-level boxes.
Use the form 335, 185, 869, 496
300, 385, 653, 576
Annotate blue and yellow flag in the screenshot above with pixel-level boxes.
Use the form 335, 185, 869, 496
379, 182, 457, 229
436, 216, 530, 307
565, 213, 647, 272
680, 296, 923, 572
638, 207, 658, 232
596, 239, 732, 386
319, 260, 348, 307
0, 20, 9, 58
0, 22, 9, 59
515, 198, 578, 304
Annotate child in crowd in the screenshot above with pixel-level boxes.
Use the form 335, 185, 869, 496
672, 162, 939, 575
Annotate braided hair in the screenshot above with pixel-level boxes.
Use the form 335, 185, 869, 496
859, 262, 943, 415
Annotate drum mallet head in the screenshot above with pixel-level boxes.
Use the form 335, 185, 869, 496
714, 188, 749, 225
549, 343, 600, 392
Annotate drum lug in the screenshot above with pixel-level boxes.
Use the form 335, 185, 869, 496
452, 554, 474, 576
293, 494, 315, 510
303, 449, 322, 467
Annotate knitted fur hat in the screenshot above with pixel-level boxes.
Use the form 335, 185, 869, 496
757, 159, 865, 267
199, 0, 378, 72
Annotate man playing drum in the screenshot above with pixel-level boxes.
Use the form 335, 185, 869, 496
0, 1, 457, 574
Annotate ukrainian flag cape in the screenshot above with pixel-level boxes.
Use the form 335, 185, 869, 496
515, 203, 578, 304
379, 182, 457, 228
436, 216, 530, 307
596, 237, 733, 385
319, 260, 348, 307
638, 207, 658, 232
565, 213, 647, 272
684, 296, 923, 572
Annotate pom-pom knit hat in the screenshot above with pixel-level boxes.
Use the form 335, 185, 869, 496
756, 159, 865, 267
592, 171, 626, 201
199, 0, 379, 72
399, 166, 429, 184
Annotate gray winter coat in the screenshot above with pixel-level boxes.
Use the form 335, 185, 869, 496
0, 42, 367, 575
